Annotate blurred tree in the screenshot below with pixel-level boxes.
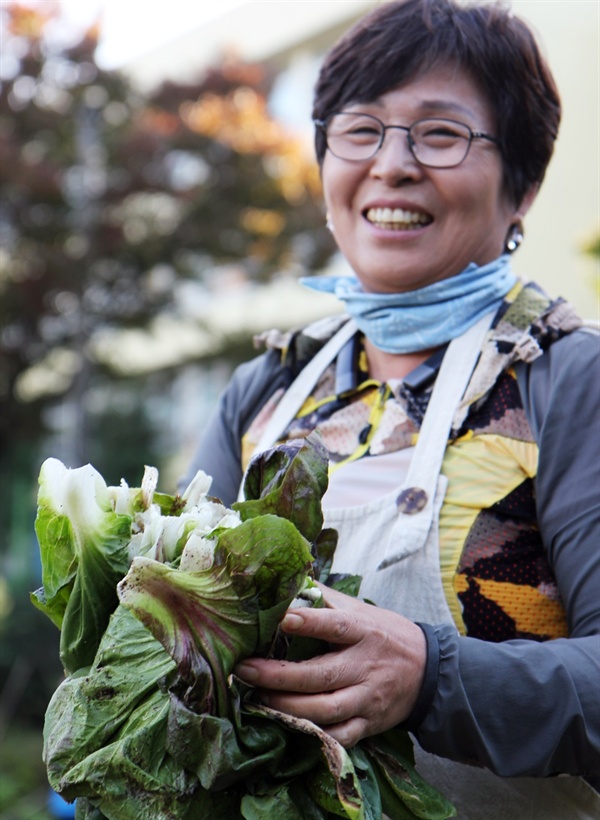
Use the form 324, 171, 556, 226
0, 3, 332, 470
0, 0, 335, 750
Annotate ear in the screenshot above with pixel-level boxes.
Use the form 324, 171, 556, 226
514, 184, 539, 220
505, 185, 539, 254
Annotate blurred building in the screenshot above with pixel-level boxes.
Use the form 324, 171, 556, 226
123, 1, 373, 102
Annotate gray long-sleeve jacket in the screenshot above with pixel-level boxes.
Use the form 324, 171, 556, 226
181, 325, 600, 784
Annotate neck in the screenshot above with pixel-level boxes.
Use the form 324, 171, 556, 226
364, 337, 439, 382
301, 253, 515, 355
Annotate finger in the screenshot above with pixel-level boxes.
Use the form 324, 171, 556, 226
261, 684, 360, 727
235, 645, 360, 693
321, 716, 369, 748
280, 604, 368, 647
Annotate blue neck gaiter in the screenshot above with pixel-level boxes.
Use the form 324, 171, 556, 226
300, 254, 516, 353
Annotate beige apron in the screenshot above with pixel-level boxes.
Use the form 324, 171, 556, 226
244, 317, 600, 819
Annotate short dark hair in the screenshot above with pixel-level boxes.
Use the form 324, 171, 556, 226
312, 0, 561, 206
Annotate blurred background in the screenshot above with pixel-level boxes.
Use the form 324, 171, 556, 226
0, 0, 598, 816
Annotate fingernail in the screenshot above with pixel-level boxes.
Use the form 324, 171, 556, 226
235, 663, 259, 682
281, 612, 304, 631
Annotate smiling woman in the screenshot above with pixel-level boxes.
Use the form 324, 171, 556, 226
318, 66, 527, 296
182, 0, 600, 817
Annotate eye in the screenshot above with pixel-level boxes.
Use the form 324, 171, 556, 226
329, 114, 381, 141
425, 126, 460, 137
415, 120, 469, 145
348, 124, 380, 136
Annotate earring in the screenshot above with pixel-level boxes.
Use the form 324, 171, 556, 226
325, 211, 335, 233
505, 221, 524, 253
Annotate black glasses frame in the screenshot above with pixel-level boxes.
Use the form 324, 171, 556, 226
313, 112, 499, 168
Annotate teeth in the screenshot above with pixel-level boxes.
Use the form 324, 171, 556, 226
366, 207, 432, 228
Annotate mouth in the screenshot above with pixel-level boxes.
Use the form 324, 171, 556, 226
365, 207, 433, 230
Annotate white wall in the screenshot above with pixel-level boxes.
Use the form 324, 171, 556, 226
507, 0, 599, 318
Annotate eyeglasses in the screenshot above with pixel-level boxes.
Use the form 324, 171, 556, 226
313, 112, 499, 168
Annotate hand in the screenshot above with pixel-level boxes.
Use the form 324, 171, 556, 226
234, 584, 427, 747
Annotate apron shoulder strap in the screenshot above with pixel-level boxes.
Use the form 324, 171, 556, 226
380, 310, 496, 567
237, 319, 358, 501
254, 319, 358, 455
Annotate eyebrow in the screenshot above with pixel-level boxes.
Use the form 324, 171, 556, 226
350, 98, 479, 121
415, 99, 478, 119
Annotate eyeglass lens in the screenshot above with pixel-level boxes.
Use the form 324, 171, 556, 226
324, 113, 473, 167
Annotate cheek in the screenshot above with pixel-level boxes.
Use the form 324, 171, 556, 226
320, 158, 337, 209
447, 183, 504, 231
468, 163, 512, 219
321, 159, 361, 214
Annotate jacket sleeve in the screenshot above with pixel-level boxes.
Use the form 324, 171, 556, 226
179, 348, 287, 507
410, 328, 600, 778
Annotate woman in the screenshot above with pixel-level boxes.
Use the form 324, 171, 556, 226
184, 0, 599, 816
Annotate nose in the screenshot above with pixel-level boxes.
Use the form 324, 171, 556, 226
369, 126, 422, 182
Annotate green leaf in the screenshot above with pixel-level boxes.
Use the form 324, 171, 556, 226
74, 800, 109, 819
44, 605, 176, 793
218, 514, 314, 613
245, 702, 365, 820
347, 746, 382, 820
364, 730, 456, 819
329, 574, 363, 598
167, 678, 323, 792
117, 556, 254, 717
36, 444, 455, 819
167, 697, 286, 790
34, 458, 134, 673
153, 491, 187, 517
312, 527, 338, 583
235, 432, 329, 543
117, 515, 312, 716
44, 609, 238, 818
58, 686, 232, 819
240, 785, 305, 819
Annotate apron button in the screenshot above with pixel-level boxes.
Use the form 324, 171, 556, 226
397, 487, 428, 514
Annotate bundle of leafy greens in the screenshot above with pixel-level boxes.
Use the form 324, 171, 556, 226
33, 433, 455, 819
